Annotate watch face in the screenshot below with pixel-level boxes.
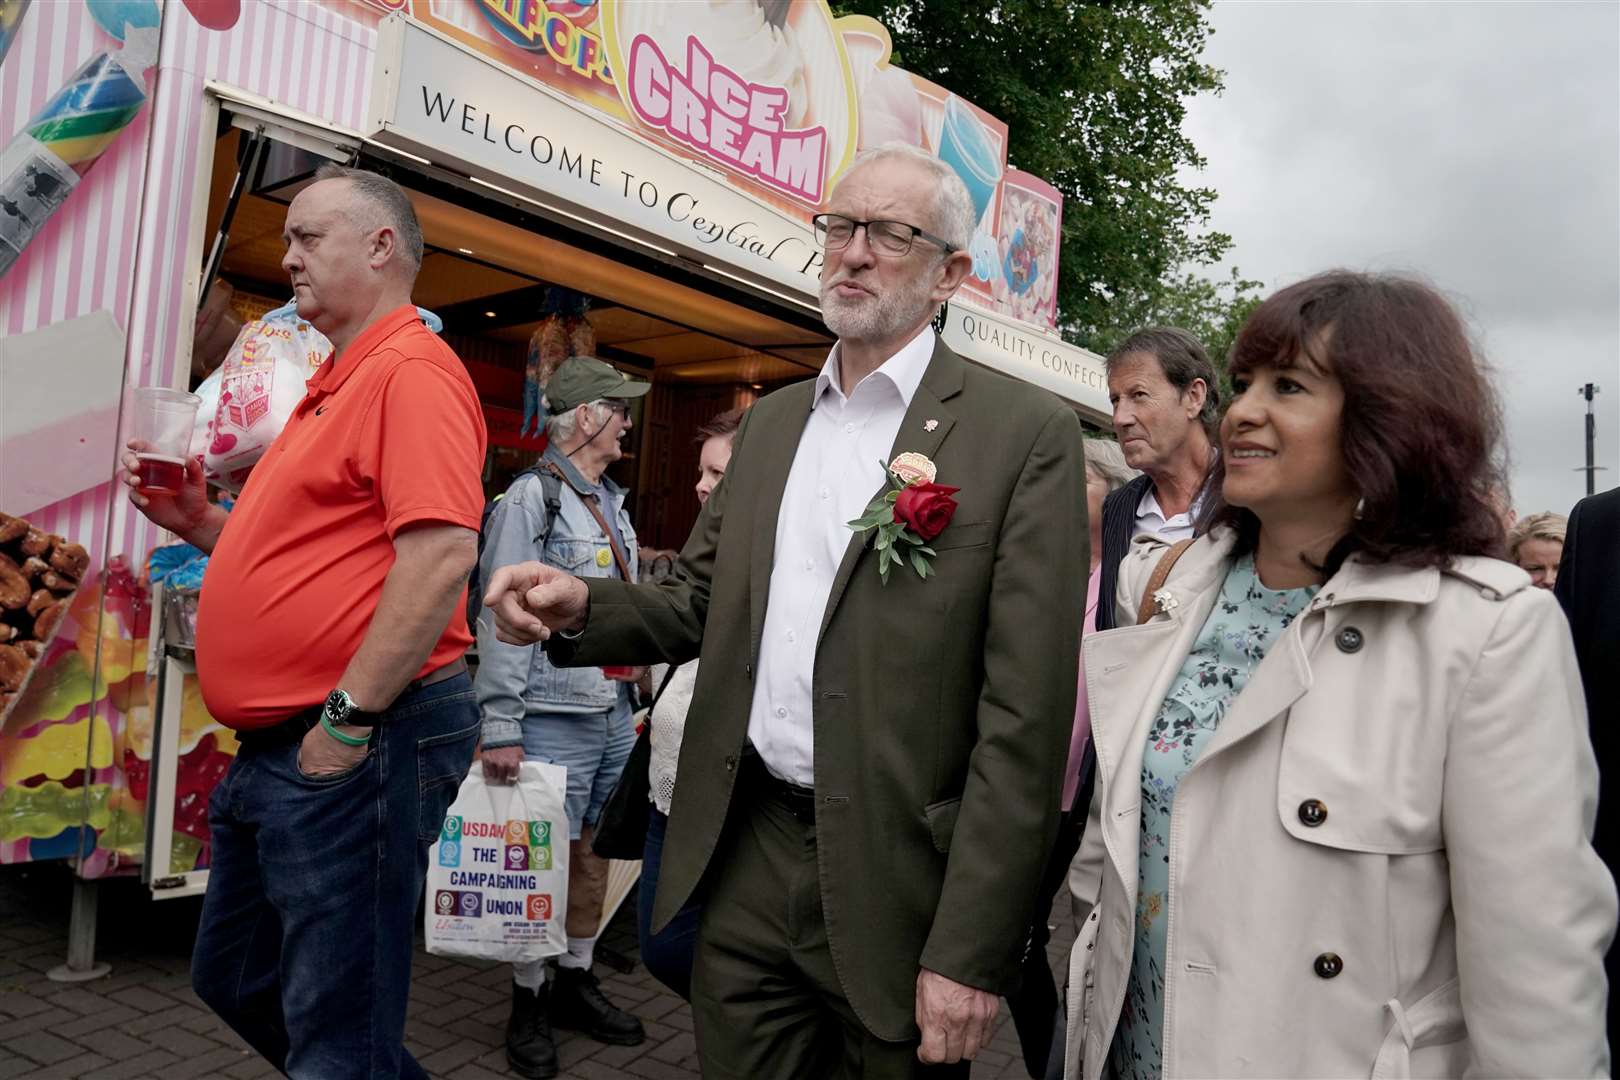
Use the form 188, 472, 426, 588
324, 689, 351, 722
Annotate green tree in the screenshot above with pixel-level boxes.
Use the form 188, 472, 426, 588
833, 0, 1233, 343
1085, 266, 1265, 372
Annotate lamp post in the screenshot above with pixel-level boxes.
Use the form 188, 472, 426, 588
1576, 383, 1603, 497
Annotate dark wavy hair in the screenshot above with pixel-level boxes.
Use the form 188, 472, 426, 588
1198, 271, 1508, 575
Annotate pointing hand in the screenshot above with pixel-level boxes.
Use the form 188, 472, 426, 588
483, 561, 589, 645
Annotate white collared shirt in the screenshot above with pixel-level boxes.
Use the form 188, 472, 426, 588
1135, 486, 1202, 543
747, 326, 936, 787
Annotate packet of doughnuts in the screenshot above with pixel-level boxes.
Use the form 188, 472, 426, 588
0, 511, 87, 723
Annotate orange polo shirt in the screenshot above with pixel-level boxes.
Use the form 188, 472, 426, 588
195, 305, 487, 729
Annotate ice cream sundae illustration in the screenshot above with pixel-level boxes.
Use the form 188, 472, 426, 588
992, 185, 1061, 325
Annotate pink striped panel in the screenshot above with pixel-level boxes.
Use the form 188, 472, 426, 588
0, 0, 158, 560
5, 1, 381, 559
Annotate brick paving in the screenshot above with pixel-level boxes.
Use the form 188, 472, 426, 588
0, 861, 1075, 1079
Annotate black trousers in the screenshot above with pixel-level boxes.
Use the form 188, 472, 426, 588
690, 756, 972, 1080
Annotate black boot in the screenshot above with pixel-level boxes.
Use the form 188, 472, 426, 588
550, 965, 646, 1046
505, 980, 559, 1079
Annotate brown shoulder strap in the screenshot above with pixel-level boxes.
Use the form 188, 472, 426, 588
542, 462, 634, 582
1137, 538, 1196, 625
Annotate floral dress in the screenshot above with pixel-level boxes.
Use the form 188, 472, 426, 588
1109, 554, 1318, 1080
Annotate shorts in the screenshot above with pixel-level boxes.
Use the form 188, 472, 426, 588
520, 696, 637, 840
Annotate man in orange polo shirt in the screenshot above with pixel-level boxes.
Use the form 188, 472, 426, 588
120, 166, 486, 1080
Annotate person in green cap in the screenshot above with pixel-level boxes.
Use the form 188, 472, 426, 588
473, 355, 651, 1078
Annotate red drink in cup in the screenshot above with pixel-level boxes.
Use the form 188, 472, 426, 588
135, 454, 187, 494
601, 665, 635, 679
131, 387, 201, 496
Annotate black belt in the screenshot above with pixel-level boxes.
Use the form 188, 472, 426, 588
741, 748, 816, 825
235, 658, 468, 749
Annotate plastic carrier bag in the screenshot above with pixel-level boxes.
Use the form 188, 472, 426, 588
425, 761, 570, 963
194, 301, 331, 492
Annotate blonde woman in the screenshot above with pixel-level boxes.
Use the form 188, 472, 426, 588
1509, 510, 1567, 590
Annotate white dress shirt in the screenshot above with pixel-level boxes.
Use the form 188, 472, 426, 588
747, 326, 936, 787
1134, 485, 1202, 543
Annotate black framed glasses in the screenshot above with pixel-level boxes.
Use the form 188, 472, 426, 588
600, 400, 630, 419
812, 213, 959, 257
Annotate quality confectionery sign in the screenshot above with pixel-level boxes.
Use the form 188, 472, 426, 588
378, 0, 1065, 329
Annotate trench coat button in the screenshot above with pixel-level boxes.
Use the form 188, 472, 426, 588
1298, 799, 1328, 827
1313, 952, 1344, 979
1335, 626, 1364, 653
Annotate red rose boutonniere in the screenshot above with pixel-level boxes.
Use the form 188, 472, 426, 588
847, 452, 960, 584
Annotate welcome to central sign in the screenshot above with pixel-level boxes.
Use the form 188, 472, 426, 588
368, 16, 827, 303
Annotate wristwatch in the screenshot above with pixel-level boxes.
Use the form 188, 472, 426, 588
323, 688, 377, 727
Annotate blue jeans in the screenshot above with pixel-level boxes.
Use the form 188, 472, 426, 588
520, 697, 636, 841
638, 807, 703, 999
191, 675, 480, 1080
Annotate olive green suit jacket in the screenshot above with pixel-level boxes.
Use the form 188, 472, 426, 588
548, 340, 1087, 1040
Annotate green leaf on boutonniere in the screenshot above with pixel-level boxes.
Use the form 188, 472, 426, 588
847, 506, 892, 531
848, 468, 950, 584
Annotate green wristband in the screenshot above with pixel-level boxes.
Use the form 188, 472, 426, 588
321, 714, 371, 747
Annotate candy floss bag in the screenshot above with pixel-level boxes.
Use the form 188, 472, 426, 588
194, 303, 331, 492
426, 761, 570, 963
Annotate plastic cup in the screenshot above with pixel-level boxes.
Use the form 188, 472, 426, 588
131, 386, 200, 495
937, 94, 1004, 225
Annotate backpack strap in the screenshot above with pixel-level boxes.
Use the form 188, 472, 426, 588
1137, 538, 1196, 626
540, 461, 631, 582
533, 466, 564, 546
469, 465, 574, 631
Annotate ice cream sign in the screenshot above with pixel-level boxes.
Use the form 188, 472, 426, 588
624, 35, 828, 202
603, 0, 858, 207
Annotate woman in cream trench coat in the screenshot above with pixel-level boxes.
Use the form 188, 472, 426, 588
1064, 273, 1614, 1079
1065, 530, 1612, 1078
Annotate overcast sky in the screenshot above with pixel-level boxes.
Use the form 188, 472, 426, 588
1182, 0, 1620, 518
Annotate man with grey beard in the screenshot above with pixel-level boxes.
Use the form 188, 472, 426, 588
482, 143, 1087, 1078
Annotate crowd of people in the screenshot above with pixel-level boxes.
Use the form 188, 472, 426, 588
117, 146, 1614, 1080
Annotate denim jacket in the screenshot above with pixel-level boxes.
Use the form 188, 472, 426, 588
475, 445, 639, 748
